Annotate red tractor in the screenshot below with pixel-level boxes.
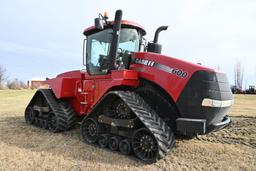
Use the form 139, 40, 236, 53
25, 10, 233, 163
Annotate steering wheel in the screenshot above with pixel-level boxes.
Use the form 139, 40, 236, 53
98, 54, 110, 72
117, 48, 123, 54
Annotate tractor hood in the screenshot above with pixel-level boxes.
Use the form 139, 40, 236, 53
130, 52, 233, 131
130, 52, 223, 102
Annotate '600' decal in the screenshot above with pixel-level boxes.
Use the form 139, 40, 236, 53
133, 58, 188, 78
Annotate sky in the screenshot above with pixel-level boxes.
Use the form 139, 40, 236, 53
0, 0, 255, 88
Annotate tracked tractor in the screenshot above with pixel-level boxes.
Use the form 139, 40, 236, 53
25, 10, 233, 163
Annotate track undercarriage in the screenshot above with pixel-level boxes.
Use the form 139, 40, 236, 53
81, 91, 175, 163
25, 89, 175, 163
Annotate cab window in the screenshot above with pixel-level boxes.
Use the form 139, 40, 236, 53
86, 29, 112, 75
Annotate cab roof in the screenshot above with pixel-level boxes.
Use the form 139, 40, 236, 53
83, 20, 146, 36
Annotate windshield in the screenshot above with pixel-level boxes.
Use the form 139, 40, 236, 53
118, 28, 140, 52
85, 28, 140, 75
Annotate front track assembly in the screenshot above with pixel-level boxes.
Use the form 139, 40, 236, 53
81, 91, 175, 163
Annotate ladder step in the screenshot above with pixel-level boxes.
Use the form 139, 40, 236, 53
81, 92, 88, 95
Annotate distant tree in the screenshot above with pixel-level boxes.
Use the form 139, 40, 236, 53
255, 65, 256, 85
19, 80, 28, 89
7, 78, 20, 89
7, 78, 28, 89
0, 65, 7, 89
234, 61, 244, 90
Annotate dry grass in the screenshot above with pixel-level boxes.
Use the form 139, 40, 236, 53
229, 94, 256, 117
0, 90, 36, 116
0, 90, 255, 171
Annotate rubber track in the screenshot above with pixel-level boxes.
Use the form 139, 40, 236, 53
26, 89, 76, 132
96, 91, 175, 160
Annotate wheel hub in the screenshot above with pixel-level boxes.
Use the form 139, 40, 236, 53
81, 118, 101, 144
132, 128, 158, 162
140, 135, 155, 152
115, 101, 131, 119
25, 107, 35, 124
108, 136, 120, 151
119, 139, 131, 155
98, 134, 109, 148
88, 124, 97, 136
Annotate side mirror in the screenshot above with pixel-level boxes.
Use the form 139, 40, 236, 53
95, 18, 104, 30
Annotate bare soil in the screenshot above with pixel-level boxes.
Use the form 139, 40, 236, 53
0, 90, 255, 171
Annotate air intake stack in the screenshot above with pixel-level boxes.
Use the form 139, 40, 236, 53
147, 26, 168, 54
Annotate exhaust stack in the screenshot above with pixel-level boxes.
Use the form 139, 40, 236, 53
147, 26, 168, 54
109, 10, 123, 70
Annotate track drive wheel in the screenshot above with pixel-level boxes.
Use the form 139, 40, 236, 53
132, 128, 158, 163
25, 107, 35, 124
81, 118, 102, 144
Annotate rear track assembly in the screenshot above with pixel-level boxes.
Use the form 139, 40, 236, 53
24, 89, 76, 132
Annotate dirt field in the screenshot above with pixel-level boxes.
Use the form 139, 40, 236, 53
0, 90, 255, 171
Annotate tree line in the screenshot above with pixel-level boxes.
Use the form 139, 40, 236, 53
0, 65, 27, 90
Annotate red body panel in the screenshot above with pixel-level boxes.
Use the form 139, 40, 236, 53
130, 52, 215, 102
46, 70, 82, 98
46, 52, 216, 116
46, 70, 139, 115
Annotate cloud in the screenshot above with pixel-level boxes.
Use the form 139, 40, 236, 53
0, 40, 52, 57
0, 40, 81, 60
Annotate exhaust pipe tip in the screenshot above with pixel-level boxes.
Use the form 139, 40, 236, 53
148, 26, 168, 54
153, 26, 168, 43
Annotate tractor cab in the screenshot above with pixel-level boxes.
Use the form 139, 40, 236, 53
83, 11, 146, 75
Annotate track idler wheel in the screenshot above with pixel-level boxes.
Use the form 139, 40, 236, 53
119, 139, 131, 155
25, 107, 35, 124
108, 136, 121, 151
98, 134, 109, 148
81, 118, 102, 144
132, 128, 158, 163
